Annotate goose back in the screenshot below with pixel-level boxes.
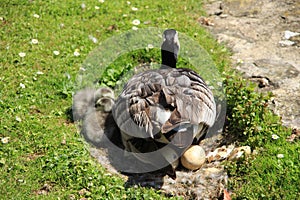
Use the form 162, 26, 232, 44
112, 67, 216, 147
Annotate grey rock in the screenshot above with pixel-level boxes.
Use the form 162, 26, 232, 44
204, 0, 300, 129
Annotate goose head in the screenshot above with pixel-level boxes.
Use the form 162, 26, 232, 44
94, 87, 115, 112
161, 29, 180, 68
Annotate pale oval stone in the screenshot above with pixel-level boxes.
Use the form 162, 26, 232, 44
181, 145, 206, 170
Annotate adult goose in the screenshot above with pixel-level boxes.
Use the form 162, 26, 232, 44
112, 29, 216, 175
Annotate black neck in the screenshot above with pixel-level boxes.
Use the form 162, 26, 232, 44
161, 50, 177, 68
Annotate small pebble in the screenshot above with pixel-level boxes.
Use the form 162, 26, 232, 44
279, 40, 295, 46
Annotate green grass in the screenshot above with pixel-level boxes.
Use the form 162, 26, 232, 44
224, 74, 300, 199
0, 0, 299, 199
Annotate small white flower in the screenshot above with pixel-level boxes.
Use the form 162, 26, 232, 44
65, 73, 71, 80
31, 39, 38, 44
132, 19, 140, 26
147, 44, 154, 49
16, 116, 22, 122
74, 49, 80, 57
0, 17, 4, 21
88, 35, 98, 43
80, 67, 86, 71
81, 3, 86, 9
271, 134, 279, 140
20, 83, 25, 89
99, 0, 105, 3
33, 14, 40, 18
131, 7, 138, 11
132, 26, 138, 31
127, 1, 131, 5
36, 71, 44, 75
123, 14, 128, 17
217, 82, 223, 87
60, 23, 65, 28
277, 154, 284, 158
237, 58, 244, 64
19, 52, 26, 58
53, 50, 60, 55
95, 6, 100, 10
1, 137, 10, 144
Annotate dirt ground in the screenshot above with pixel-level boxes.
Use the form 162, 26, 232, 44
203, 0, 300, 129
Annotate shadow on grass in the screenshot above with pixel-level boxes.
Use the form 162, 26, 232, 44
68, 100, 168, 189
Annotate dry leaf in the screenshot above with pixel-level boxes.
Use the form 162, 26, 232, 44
223, 189, 232, 200
286, 128, 300, 142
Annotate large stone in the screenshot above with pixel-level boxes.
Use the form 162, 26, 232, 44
204, 0, 300, 129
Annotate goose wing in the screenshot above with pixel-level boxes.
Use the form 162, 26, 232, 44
112, 68, 216, 143
113, 69, 168, 139
161, 68, 216, 132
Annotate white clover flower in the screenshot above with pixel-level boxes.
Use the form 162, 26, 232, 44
53, 50, 60, 55
277, 154, 284, 158
31, 39, 38, 44
132, 26, 138, 31
20, 83, 25, 89
65, 72, 71, 80
271, 134, 279, 140
0, 17, 4, 21
74, 49, 80, 56
99, 0, 105, 3
19, 52, 26, 58
1, 137, 9, 144
36, 71, 44, 75
217, 81, 223, 87
131, 7, 138, 11
33, 14, 40, 18
132, 19, 140, 26
88, 35, 98, 43
147, 44, 154, 49
95, 6, 100, 10
127, 1, 131, 5
15, 116, 22, 122
81, 3, 86, 9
